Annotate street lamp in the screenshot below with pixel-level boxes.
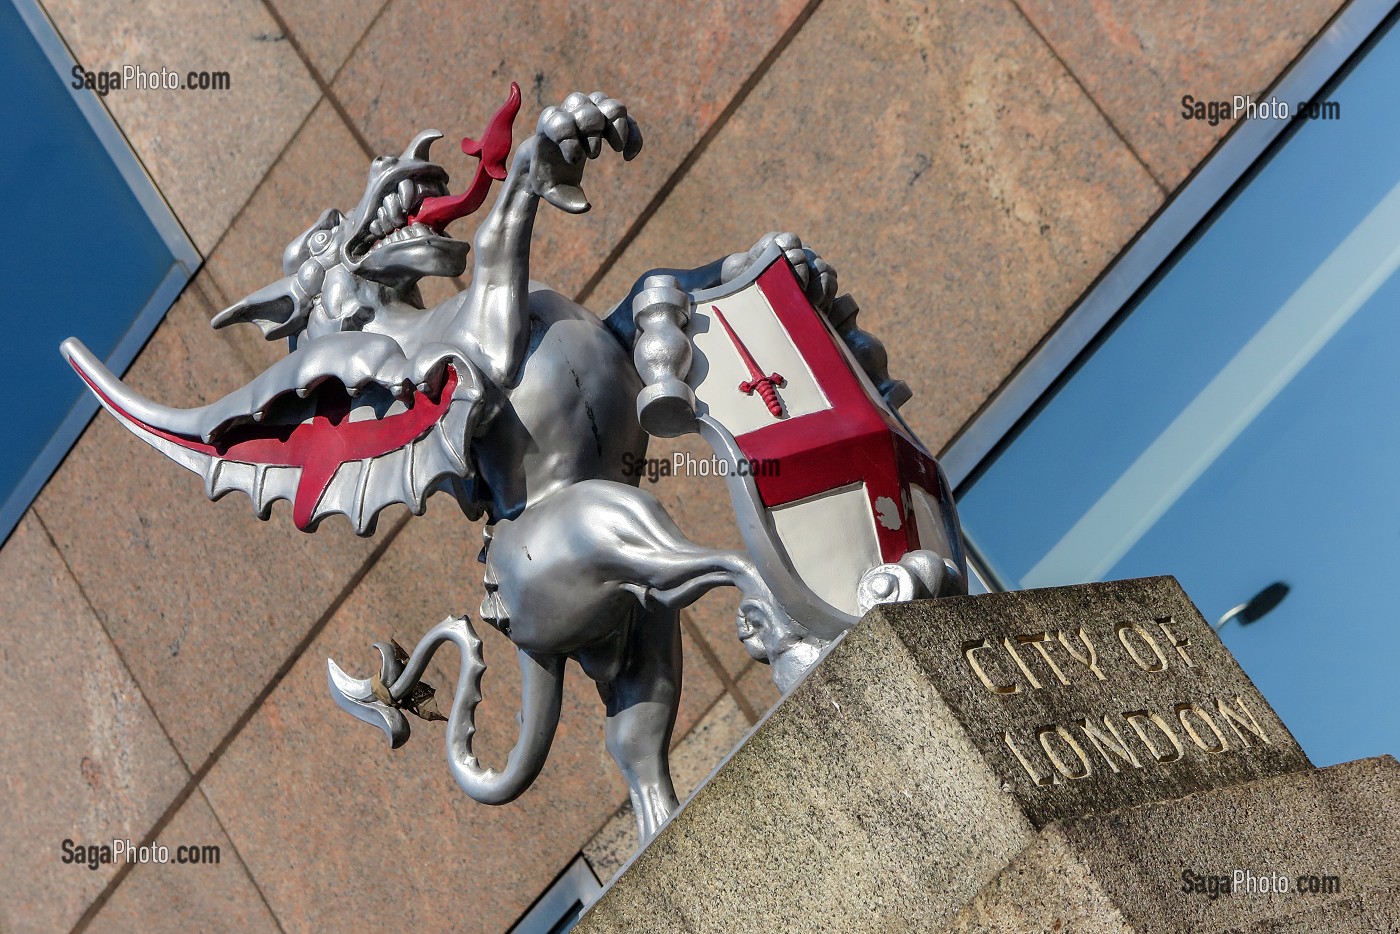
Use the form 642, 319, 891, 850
1214, 581, 1290, 632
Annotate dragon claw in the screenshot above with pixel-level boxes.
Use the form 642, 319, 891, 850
528, 92, 641, 213
327, 656, 411, 748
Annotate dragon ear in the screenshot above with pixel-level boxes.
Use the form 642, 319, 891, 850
217, 207, 342, 340
211, 275, 314, 341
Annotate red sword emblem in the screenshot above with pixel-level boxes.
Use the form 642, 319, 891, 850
713, 306, 786, 418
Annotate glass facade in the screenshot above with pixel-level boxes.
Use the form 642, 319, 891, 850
0, 0, 197, 545
958, 15, 1400, 767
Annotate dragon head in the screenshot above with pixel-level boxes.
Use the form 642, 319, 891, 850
210, 82, 521, 345
340, 130, 471, 280
210, 130, 480, 342
60, 87, 525, 536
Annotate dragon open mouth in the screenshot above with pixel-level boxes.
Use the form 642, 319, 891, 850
346, 82, 522, 267
344, 82, 521, 267
345, 165, 453, 264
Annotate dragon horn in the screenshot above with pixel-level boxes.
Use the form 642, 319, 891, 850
402, 129, 443, 162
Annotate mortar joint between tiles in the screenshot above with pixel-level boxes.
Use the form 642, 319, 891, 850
30, 509, 196, 773
30, 509, 198, 934
573, 0, 829, 307
188, 0, 393, 269
200, 97, 322, 266
1005, 0, 1170, 197
680, 609, 759, 725
195, 785, 290, 934
262, 0, 378, 160
327, 0, 395, 87
64, 511, 412, 934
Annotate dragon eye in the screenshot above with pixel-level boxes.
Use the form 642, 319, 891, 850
311, 230, 331, 249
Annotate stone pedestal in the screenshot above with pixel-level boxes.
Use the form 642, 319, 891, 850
945, 756, 1398, 932
577, 577, 1396, 932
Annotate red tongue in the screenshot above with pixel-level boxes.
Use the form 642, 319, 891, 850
409, 82, 521, 230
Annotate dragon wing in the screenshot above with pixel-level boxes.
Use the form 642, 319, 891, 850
61, 335, 485, 535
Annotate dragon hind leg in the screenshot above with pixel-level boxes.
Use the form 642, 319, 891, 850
596, 605, 683, 844
326, 641, 411, 748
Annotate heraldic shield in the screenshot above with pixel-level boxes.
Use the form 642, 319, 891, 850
630, 241, 968, 640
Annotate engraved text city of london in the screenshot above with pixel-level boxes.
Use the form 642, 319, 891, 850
961, 617, 1275, 789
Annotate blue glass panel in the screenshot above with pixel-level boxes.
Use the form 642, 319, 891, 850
959, 17, 1400, 766
0, 0, 186, 541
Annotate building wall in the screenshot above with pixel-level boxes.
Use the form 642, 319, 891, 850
4, 0, 1347, 931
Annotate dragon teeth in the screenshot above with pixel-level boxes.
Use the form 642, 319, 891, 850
367, 184, 438, 253
373, 224, 427, 248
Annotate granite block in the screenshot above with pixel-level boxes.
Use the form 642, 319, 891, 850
1017, 0, 1348, 190
586, 0, 1163, 455
0, 513, 188, 934
36, 276, 378, 769
584, 691, 756, 885
43, 0, 320, 251
271, 0, 385, 81
331, 0, 811, 298
87, 790, 280, 934
884, 577, 1310, 827
947, 826, 1133, 934
579, 577, 1310, 932
201, 503, 723, 932
582, 594, 1030, 932
944, 756, 1399, 933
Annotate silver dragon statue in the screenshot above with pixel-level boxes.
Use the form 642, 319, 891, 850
63, 85, 966, 846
